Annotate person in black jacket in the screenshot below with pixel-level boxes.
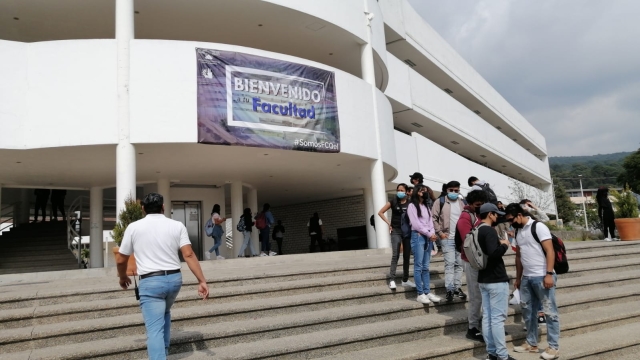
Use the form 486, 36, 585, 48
34, 189, 50, 222
307, 213, 324, 253
596, 187, 617, 241
477, 203, 515, 360
50, 189, 67, 221
272, 220, 285, 255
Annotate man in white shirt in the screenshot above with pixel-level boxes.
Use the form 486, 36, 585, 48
505, 203, 560, 360
117, 193, 209, 360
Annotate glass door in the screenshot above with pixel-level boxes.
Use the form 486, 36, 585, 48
171, 201, 202, 261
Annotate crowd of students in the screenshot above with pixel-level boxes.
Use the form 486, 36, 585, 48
378, 172, 561, 360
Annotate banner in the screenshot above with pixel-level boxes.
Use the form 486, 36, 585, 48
197, 48, 340, 153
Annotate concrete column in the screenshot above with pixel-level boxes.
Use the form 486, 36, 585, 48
248, 188, 259, 252
363, 188, 377, 249
115, 0, 136, 215
230, 182, 243, 255
18, 188, 30, 225
90, 187, 104, 268
157, 179, 171, 218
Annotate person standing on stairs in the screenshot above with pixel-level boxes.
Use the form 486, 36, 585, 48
506, 203, 561, 360
33, 189, 50, 222
455, 189, 488, 342
308, 212, 325, 253
237, 208, 258, 257
117, 192, 209, 360
50, 189, 66, 221
407, 184, 442, 305
596, 187, 617, 241
272, 220, 285, 255
256, 203, 277, 257
377, 183, 416, 290
205, 204, 226, 260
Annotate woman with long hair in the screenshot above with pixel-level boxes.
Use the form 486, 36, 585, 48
205, 204, 226, 260
238, 208, 258, 257
407, 184, 442, 305
596, 187, 617, 241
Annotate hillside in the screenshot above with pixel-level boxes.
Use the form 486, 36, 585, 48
549, 152, 632, 166
549, 152, 630, 190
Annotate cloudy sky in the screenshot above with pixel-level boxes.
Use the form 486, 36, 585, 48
409, 0, 640, 157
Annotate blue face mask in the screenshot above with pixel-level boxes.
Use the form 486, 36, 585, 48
397, 192, 406, 199
447, 192, 459, 201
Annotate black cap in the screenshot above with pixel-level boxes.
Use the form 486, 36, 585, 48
409, 172, 424, 180
480, 203, 505, 216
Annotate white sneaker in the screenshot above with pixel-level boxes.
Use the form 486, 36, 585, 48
204, 252, 211, 260
605, 237, 612, 242
402, 280, 416, 288
416, 294, 432, 304
426, 293, 441, 303
389, 280, 397, 289
216, 255, 225, 260
260, 252, 268, 257
269, 251, 278, 256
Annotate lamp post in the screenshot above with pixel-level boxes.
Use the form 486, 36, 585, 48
579, 175, 589, 231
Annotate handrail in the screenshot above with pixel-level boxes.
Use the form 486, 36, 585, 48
0, 202, 18, 233
66, 196, 117, 268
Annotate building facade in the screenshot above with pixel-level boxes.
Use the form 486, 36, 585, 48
0, 0, 552, 266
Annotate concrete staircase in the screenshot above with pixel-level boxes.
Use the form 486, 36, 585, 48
0, 222, 79, 275
1, 241, 639, 359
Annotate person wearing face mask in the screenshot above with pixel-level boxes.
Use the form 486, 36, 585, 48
455, 189, 488, 342
378, 183, 416, 290
432, 181, 468, 302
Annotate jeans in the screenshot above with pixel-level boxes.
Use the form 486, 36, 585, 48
207, 226, 223, 256
274, 237, 283, 255
309, 233, 324, 253
238, 230, 257, 256
390, 230, 411, 282
479, 282, 510, 359
259, 228, 270, 252
520, 275, 560, 350
139, 272, 182, 360
410, 231, 433, 295
51, 201, 66, 220
464, 261, 482, 330
442, 239, 463, 292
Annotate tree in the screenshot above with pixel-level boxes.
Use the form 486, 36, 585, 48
618, 149, 640, 194
507, 179, 554, 213
554, 180, 576, 224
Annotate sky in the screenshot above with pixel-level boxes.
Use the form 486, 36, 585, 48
409, 0, 640, 157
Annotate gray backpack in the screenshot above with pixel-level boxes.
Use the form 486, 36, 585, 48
463, 222, 489, 270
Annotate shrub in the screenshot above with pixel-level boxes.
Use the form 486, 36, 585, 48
611, 185, 640, 219
111, 196, 144, 246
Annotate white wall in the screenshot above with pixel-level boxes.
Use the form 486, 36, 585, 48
376, 89, 397, 173
384, 53, 412, 109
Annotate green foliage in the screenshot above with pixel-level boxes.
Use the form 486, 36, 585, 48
549, 152, 628, 190
617, 149, 640, 194
111, 196, 145, 246
586, 206, 602, 232
81, 249, 90, 260
553, 180, 577, 224
612, 185, 640, 219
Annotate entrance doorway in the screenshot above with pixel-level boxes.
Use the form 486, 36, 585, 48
171, 201, 203, 261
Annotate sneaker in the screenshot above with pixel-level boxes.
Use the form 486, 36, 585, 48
216, 255, 225, 260
486, 355, 497, 360
426, 293, 441, 303
204, 252, 211, 260
514, 343, 539, 353
540, 347, 559, 359
259, 252, 268, 257
389, 280, 397, 289
506, 356, 517, 360
466, 327, 485, 342
538, 314, 547, 325
455, 288, 467, 299
269, 251, 278, 256
237, 255, 245, 258
401, 280, 416, 288
445, 291, 454, 302
604, 237, 612, 242
416, 294, 432, 305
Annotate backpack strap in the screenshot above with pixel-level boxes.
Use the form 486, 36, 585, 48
530, 220, 548, 256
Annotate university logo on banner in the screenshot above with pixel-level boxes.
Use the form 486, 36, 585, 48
196, 48, 340, 153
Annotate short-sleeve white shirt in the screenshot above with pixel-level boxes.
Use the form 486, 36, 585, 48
119, 214, 191, 275
515, 217, 553, 277
307, 219, 323, 235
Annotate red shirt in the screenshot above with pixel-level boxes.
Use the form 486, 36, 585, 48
456, 205, 481, 262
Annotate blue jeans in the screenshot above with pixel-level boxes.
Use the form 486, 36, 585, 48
139, 272, 182, 360
442, 239, 462, 292
207, 226, 223, 256
411, 231, 433, 295
520, 275, 560, 350
479, 282, 510, 359
259, 228, 270, 252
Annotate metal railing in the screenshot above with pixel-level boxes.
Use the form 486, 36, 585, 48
0, 203, 18, 233
66, 196, 117, 268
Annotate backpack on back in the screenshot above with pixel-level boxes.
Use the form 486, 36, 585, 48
255, 212, 267, 230
236, 217, 246, 232
463, 223, 489, 270
479, 183, 498, 205
205, 218, 214, 237
530, 221, 569, 274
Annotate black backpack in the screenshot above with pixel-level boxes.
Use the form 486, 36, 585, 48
521, 221, 569, 275
479, 183, 498, 205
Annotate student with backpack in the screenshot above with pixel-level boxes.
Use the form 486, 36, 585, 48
468, 176, 499, 205
255, 203, 276, 257
407, 184, 442, 305
205, 204, 226, 260
475, 203, 515, 360
237, 208, 258, 257
454, 189, 488, 342
377, 183, 416, 290
432, 180, 467, 302
505, 203, 561, 360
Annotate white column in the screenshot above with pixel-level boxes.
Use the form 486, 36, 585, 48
157, 179, 171, 218
230, 182, 244, 255
90, 186, 104, 268
363, 188, 377, 249
116, 0, 136, 215
248, 188, 259, 253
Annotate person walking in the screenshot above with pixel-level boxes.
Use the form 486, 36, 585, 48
116, 193, 209, 360
33, 189, 50, 222
455, 189, 488, 342
407, 184, 442, 305
432, 180, 467, 302
255, 203, 276, 257
272, 220, 285, 255
377, 183, 416, 290
505, 203, 561, 360
477, 203, 515, 360
205, 204, 226, 260
237, 208, 258, 257
308, 212, 325, 253
50, 189, 67, 221
596, 187, 617, 241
